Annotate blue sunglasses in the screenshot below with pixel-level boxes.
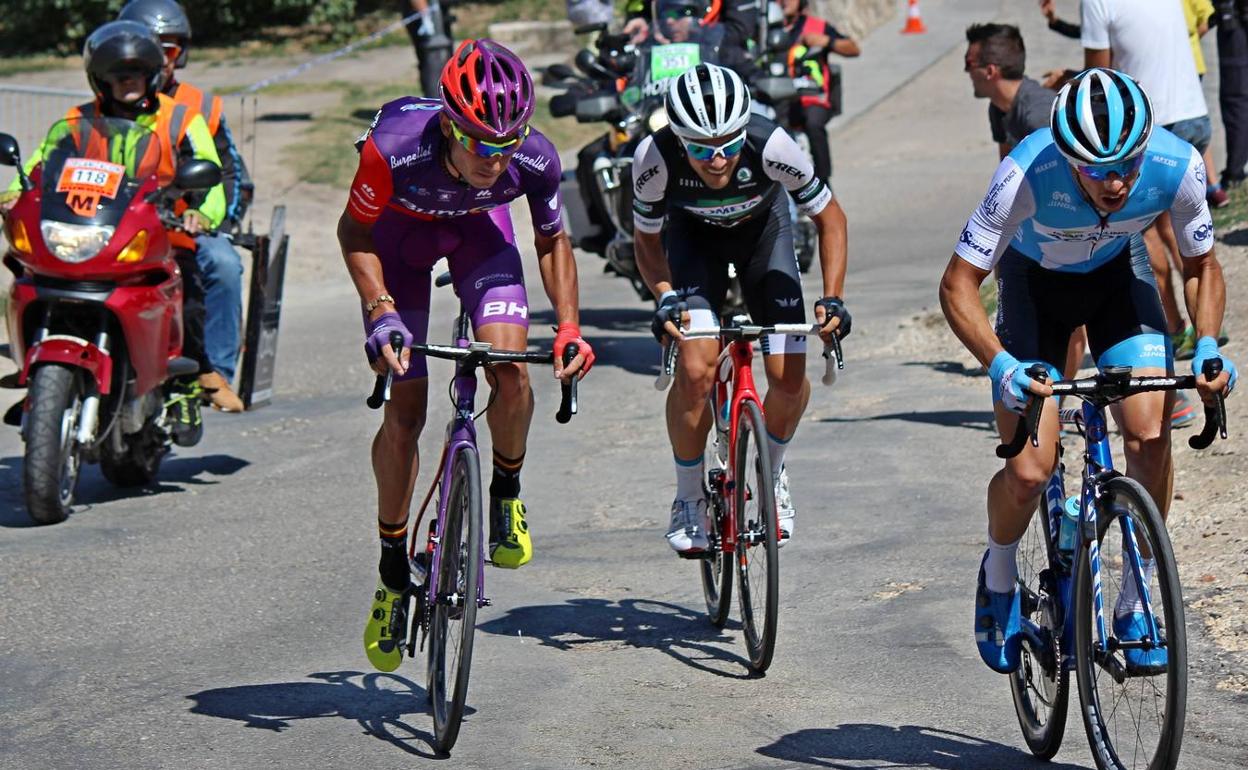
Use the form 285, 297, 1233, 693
1075, 154, 1145, 181
681, 131, 748, 162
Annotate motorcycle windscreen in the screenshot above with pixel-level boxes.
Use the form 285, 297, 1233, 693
38, 116, 162, 227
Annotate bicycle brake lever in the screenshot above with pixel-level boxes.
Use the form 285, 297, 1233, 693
556, 343, 579, 424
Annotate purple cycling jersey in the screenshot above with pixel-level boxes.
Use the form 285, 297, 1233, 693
348, 95, 563, 236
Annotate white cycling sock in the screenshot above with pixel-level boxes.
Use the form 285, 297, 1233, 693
985, 533, 1021, 594
766, 430, 790, 481
674, 455, 704, 502
1116, 558, 1156, 617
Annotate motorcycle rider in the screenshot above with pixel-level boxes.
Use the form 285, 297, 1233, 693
633, 63, 851, 552
2, 21, 223, 443
778, 0, 859, 185
118, 0, 251, 413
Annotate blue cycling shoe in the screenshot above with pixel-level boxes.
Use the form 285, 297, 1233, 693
1114, 611, 1168, 675
974, 553, 1022, 674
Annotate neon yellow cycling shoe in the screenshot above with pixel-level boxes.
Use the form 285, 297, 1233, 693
363, 580, 408, 672
489, 498, 532, 569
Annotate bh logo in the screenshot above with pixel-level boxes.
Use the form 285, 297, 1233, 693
482, 300, 528, 319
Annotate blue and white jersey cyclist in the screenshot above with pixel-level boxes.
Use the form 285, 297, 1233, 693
939, 68, 1237, 676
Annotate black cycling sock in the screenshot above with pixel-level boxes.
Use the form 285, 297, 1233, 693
378, 518, 410, 592
489, 450, 524, 500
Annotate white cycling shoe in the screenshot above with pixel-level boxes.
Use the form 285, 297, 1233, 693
775, 466, 795, 547
666, 498, 710, 553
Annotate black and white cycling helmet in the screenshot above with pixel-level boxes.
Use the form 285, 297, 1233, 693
118, 0, 192, 68
1051, 67, 1153, 166
665, 63, 752, 141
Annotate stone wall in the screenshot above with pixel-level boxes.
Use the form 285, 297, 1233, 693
810, 0, 897, 40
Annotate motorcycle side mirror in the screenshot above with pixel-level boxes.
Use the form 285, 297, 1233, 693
544, 63, 577, 83
0, 133, 20, 167
0, 133, 33, 192
172, 159, 222, 191
551, 92, 579, 118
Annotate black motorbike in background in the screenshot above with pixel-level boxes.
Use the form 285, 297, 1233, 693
402, 0, 455, 98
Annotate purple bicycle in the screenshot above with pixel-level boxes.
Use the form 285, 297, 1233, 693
366, 272, 577, 753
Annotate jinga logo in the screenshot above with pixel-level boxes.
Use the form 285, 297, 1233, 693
1142, 343, 1166, 358
481, 300, 528, 319
1051, 191, 1072, 204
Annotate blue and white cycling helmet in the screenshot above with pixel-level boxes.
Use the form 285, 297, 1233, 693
1051, 68, 1153, 167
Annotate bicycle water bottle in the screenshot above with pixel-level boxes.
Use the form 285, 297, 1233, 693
1058, 495, 1079, 553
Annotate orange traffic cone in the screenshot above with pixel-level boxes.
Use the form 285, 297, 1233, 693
902, 0, 927, 34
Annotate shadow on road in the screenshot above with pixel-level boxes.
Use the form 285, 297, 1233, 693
902, 360, 987, 377
187, 670, 448, 758
819, 410, 995, 432
0, 453, 250, 528
478, 597, 758, 679
756, 723, 1086, 769
531, 306, 650, 333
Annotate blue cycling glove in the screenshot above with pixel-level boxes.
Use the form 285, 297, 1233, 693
1191, 336, 1238, 395
989, 351, 1045, 414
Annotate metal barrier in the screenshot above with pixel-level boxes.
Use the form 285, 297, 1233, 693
0, 84, 91, 190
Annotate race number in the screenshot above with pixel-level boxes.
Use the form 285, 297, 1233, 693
56, 158, 126, 217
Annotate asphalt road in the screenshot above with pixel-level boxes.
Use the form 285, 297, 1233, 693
2, 2, 1246, 768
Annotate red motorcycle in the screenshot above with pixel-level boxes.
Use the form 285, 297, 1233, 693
0, 116, 219, 524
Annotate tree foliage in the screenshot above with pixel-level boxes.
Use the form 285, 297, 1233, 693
1, 0, 385, 55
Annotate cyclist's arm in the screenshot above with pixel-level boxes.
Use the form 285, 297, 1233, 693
180, 113, 226, 229
338, 137, 396, 319
631, 135, 674, 296
939, 254, 1001, 368
1080, 0, 1112, 69
1170, 146, 1225, 343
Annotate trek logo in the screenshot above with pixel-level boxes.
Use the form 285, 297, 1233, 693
481, 300, 529, 319
514, 152, 550, 173
766, 159, 804, 178
774, 297, 800, 308
390, 148, 432, 168
635, 165, 661, 192
1034, 160, 1058, 173
959, 226, 993, 258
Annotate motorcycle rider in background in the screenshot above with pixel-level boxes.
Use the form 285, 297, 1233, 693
119, 0, 251, 412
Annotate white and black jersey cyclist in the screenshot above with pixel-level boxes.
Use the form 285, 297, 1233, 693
632, 62, 851, 555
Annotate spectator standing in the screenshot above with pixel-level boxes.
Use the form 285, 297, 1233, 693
1216, 0, 1248, 187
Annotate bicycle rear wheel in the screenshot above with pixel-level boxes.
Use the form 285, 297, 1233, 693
1010, 498, 1069, 759
700, 469, 732, 627
733, 398, 778, 672
1074, 475, 1186, 770
428, 449, 482, 754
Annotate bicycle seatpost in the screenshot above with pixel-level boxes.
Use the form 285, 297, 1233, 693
556, 343, 579, 424
366, 331, 405, 409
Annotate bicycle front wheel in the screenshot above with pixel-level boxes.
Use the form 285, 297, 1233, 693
733, 398, 779, 672
1010, 499, 1069, 759
428, 449, 482, 755
1074, 475, 1186, 770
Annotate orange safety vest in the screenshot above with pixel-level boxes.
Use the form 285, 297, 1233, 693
169, 81, 223, 137
66, 93, 192, 188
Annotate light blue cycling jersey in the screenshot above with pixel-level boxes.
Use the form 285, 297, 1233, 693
956, 127, 1214, 273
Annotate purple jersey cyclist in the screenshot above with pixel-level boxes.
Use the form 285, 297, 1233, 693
338, 39, 594, 674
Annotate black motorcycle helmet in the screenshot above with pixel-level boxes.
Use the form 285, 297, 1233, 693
84, 21, 166, 113
118, 0, 191, 68
655, 0, 711, 20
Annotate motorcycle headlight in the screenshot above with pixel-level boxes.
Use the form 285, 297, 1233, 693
40, 221, 115, 264
647, 107, 669, 134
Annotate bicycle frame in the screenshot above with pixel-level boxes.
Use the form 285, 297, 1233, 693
712, 336, 765, 554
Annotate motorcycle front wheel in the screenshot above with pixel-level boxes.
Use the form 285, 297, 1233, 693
23, 364, 85, 524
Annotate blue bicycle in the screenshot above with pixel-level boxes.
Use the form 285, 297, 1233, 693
999, 361, 1226, 770
366, 272, 577, 754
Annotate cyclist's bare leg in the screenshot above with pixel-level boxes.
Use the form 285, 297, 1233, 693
987, 400, 1061, 545
667, 338, 719, 461
475, 322, 534, 460
761, 352, 810, 441
373, 377, 429, 527
1110, 369, 1173, 523
1064, 327, 1088, 379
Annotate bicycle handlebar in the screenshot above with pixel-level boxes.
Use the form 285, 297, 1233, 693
996, 361, 1229, 458
366, 335, 578, 422
654, 323, 842, 390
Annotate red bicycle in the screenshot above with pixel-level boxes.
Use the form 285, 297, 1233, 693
658, 318, 841, 671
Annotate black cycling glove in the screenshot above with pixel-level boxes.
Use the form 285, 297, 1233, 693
651, 291, 687, 342
815, 296, 852, 339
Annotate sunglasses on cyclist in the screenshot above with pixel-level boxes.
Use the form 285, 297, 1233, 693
450, 122, 529, 158
1074, 154, 1145, 181
681, 131, 748, 162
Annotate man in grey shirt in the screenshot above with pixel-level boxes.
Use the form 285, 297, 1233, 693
964, 23, 1055, 158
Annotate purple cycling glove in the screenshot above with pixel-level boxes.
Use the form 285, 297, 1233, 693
365, 312, 413, 363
